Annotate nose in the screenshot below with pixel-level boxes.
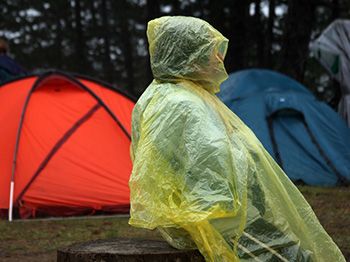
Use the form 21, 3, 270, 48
217, 52, 224, 61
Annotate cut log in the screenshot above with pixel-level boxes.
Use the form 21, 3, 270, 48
57, 238, 205, 262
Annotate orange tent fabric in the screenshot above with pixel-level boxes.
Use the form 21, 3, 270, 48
0, 71, 135, 219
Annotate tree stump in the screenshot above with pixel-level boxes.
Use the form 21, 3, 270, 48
57, 238, 205, 262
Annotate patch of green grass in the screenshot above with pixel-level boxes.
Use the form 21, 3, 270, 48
0, 186, 349, 261
297, 185, 350, 259
297, 185, 350, 200
0, 216, 163, 261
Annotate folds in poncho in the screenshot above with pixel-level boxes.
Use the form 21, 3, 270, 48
129, 16, 345, 262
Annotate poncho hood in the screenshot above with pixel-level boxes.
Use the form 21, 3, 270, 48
147, 16, 228, 93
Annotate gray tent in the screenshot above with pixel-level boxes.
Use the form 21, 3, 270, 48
310, 19, 350, 126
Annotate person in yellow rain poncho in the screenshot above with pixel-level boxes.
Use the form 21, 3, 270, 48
128, 16, 346, 262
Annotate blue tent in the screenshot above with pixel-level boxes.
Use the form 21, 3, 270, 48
217, 69, 350, 186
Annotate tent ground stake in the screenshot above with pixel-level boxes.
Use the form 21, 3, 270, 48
9, 181, 14, 222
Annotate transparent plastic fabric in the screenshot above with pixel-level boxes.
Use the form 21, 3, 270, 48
129, 16, 345, 262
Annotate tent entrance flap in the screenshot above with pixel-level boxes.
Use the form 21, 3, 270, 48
14, 103, 102, 205
267, 108, 345, 184
266, 108, 305, 170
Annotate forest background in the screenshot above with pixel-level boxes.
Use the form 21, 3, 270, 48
1, 1, 350, 261
1, 0, 350, 106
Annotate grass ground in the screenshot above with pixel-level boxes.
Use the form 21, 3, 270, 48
297, 185, 350, 260
0, 185, 349, 261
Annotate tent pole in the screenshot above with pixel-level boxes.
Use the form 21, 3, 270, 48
9, 181, 14, 222
8, 74, 34, 222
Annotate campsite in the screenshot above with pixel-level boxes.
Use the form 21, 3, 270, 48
1, 1, 350, 262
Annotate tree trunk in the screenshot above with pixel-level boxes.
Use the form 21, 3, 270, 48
331, 0, 339, 19
207, 0, 229, 37
253, 0, 265, 68
101, 0, 113, 83
264, 0, 275, 69
145, 0, 161, 85
227, 0, 250, 74
53, 2, 63, 69
74, 0, 87, 72
278, 0, 316, 82
89, 0, 98, 28
171, 0, 181, 15
120, 0, 136, 95
147, 0, 161, 21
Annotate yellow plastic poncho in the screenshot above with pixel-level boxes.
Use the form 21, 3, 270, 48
129, 16, 345, 262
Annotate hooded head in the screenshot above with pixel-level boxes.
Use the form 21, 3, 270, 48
147, 16, 229, 93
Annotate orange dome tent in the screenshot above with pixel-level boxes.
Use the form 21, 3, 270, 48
0, 70, 135, 220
